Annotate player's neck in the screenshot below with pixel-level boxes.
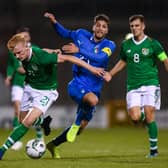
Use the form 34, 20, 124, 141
134, 33, 145, 42
94, 36, 104, 43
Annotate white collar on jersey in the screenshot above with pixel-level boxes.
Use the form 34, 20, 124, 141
132, 35, 147, 45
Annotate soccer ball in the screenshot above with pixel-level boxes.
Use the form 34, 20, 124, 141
26, 139, 46, 159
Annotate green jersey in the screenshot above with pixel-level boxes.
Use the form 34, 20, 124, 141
7, 51, 25, 87
120, 36, 165, 91
22, 46, 58, 90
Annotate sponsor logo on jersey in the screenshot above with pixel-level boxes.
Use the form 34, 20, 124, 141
142, 48, 149, 55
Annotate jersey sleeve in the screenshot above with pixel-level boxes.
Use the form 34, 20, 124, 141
53, 22, 76, 39
79, 40, 116, 63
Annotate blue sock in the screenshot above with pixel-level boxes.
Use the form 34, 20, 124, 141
75, 106, 84, 125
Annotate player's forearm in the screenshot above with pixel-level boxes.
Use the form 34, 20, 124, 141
163, 58, 168, 71
109, 60, 126, 77
64, 55, 95, 72
53, 22, 71, 38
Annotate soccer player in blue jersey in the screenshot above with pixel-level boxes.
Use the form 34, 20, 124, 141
44, 12, 116, 158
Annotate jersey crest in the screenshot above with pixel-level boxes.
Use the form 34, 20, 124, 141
142, 48, 149, 56
94, 46, 99, 53
31, 64, 38, 71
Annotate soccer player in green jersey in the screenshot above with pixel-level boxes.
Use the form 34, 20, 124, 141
104, 14, 168, 158
0, 33, 104, 160
4, 27, 31, 150
5, 27, 53, 143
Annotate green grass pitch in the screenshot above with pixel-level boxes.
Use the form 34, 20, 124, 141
0, 126, 168, 168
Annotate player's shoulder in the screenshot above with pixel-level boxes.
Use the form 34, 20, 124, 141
146, 36, 155, 42
32, 45, 41, 52
122, 36, 135, 49
31, 46, 44, 58
31, 43, 39, 48
102, 38, 116, 47
101, 39, 116, 55
146, 36, 161, 46
122, 37, 132, 44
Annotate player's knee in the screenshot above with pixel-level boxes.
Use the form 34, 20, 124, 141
83, 93, 98, 106
129, 114, 140, 122
22, 119, 33, 128
145, 115, 154, 123
89, 98, 98, 106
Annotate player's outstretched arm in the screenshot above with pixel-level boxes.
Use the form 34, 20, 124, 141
58, 54, 105, 77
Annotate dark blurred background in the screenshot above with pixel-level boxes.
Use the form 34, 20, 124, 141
0, 0, 168, 107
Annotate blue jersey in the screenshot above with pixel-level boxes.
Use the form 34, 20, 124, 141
53, 23, 116, 94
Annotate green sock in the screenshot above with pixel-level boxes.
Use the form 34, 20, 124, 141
147, 121, 158, 150
140, 112, 145, 121
1, 124, 29, 152
12, 116, 20, 128
35, 126, 43, 140
33, 116, 44, 127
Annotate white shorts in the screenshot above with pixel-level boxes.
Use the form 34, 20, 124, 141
126, 85, 160, 110
20, 85, 59, 114
11, 86, 24, 102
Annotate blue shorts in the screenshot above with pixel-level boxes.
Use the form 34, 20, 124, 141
68, 80, 99, 104
68, 80, 99, 122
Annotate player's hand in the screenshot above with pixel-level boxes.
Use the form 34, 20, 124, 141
103, 72, 112, 82
62, 43, 79, 54
90, 67, 105, 77
4, 76, 12, 86
57, 53, 66, 63
54, 49, 62, 54
44, 12, 57, 24
17, 66, 26, 74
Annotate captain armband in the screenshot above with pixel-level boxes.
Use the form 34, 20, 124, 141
102, 47, 112, 57
158, 52, 168, 61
